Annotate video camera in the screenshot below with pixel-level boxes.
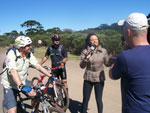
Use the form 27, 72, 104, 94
147, 13, 150, 43
108, 56, 117, 65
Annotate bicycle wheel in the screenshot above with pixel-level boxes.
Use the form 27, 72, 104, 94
49, 106, 65, 113
32, 77, 40, 87
34, 100, 64, 113
52, 83, 69, 111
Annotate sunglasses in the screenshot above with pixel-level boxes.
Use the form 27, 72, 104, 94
53, 39, 60, 41
25, 44, 31, 47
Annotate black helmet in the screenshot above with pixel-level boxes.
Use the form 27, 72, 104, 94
52, 34, 60, 41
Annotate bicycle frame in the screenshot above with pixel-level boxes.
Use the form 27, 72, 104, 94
32, 64, 70, 111
34, 66, 64, 96
34, 74, 60, 100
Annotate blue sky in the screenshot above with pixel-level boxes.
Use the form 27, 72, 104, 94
0, 0, 149, 35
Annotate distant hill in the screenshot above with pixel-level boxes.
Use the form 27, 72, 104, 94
77, 23, 121, 33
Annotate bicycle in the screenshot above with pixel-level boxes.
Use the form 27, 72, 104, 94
32, 66, 69, 111
3, 84, 65, 113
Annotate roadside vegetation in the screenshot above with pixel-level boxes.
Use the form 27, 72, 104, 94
0, 20, 127, 57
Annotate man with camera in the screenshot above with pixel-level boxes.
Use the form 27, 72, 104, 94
109, 13, 150, 113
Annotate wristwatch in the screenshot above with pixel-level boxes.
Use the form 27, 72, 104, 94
18, 83, 24, 91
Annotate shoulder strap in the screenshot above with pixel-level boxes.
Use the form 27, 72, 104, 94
3, 48, 31, 69
49, 46, 53, 56
3, 48, 18, 69
49, 45, 63, 57
58, 45, 63, 57
6, 48, 19, 61
6, 48, 31, 61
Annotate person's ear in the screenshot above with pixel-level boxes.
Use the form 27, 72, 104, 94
127, 28, 131, 37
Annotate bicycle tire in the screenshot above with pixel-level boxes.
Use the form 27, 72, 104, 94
32, 77, 40, 87
52, 83, 69, 111
33, 100, 64, 113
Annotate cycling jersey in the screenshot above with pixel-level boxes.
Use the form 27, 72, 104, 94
45, 45, 67, 67
45, 44, 68, 80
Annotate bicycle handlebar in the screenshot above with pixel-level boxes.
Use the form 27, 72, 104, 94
43, 65, 64, 71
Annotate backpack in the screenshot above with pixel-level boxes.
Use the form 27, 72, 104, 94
49, 45, 64, 58
3, 48, 31, 68
6, 48, 21, 61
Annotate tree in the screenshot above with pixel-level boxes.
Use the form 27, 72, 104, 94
45, 27, 62, 35
99, 29, 122, 55
21, 20, 44, 35
63, 29, 74, 34
19, 31, 24, 35
4, 30, 19, 38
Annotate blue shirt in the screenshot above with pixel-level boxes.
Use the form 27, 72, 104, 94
112, 45, 150, 113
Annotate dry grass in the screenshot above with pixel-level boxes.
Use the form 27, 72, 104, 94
34, 47, 80, 60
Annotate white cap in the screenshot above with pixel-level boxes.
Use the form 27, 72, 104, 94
118, 13, 148, 30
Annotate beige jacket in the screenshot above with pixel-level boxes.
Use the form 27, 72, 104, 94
80, 45, 109, 82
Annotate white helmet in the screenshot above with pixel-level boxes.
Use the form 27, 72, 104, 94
15, 36, 32, 48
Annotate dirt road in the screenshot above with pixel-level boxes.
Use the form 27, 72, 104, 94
0, 49, 121, 113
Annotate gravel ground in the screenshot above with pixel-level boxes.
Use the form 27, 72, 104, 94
0, 49, 121, 113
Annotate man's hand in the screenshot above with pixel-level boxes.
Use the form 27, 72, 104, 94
48, 76, 54, 83
20, 85, 36, 96
21, 86, 32, 93
108, 56, 116, 65
28, 89, 36, 96
109, 64, 115, 80
60, 62, 64, 67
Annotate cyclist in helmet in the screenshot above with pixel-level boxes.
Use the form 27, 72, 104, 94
40, 34, 68, 91
1, 36, 52, 113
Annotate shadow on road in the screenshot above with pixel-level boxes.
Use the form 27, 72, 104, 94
68, 98, 82, 113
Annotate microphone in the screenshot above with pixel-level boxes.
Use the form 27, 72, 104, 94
85, 44, 96, 58
90, 44, 96, 52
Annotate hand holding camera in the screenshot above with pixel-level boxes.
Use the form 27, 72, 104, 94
109, 56, 117, 65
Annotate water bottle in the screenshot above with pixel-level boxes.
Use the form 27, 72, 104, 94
53, 77, 57, 82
